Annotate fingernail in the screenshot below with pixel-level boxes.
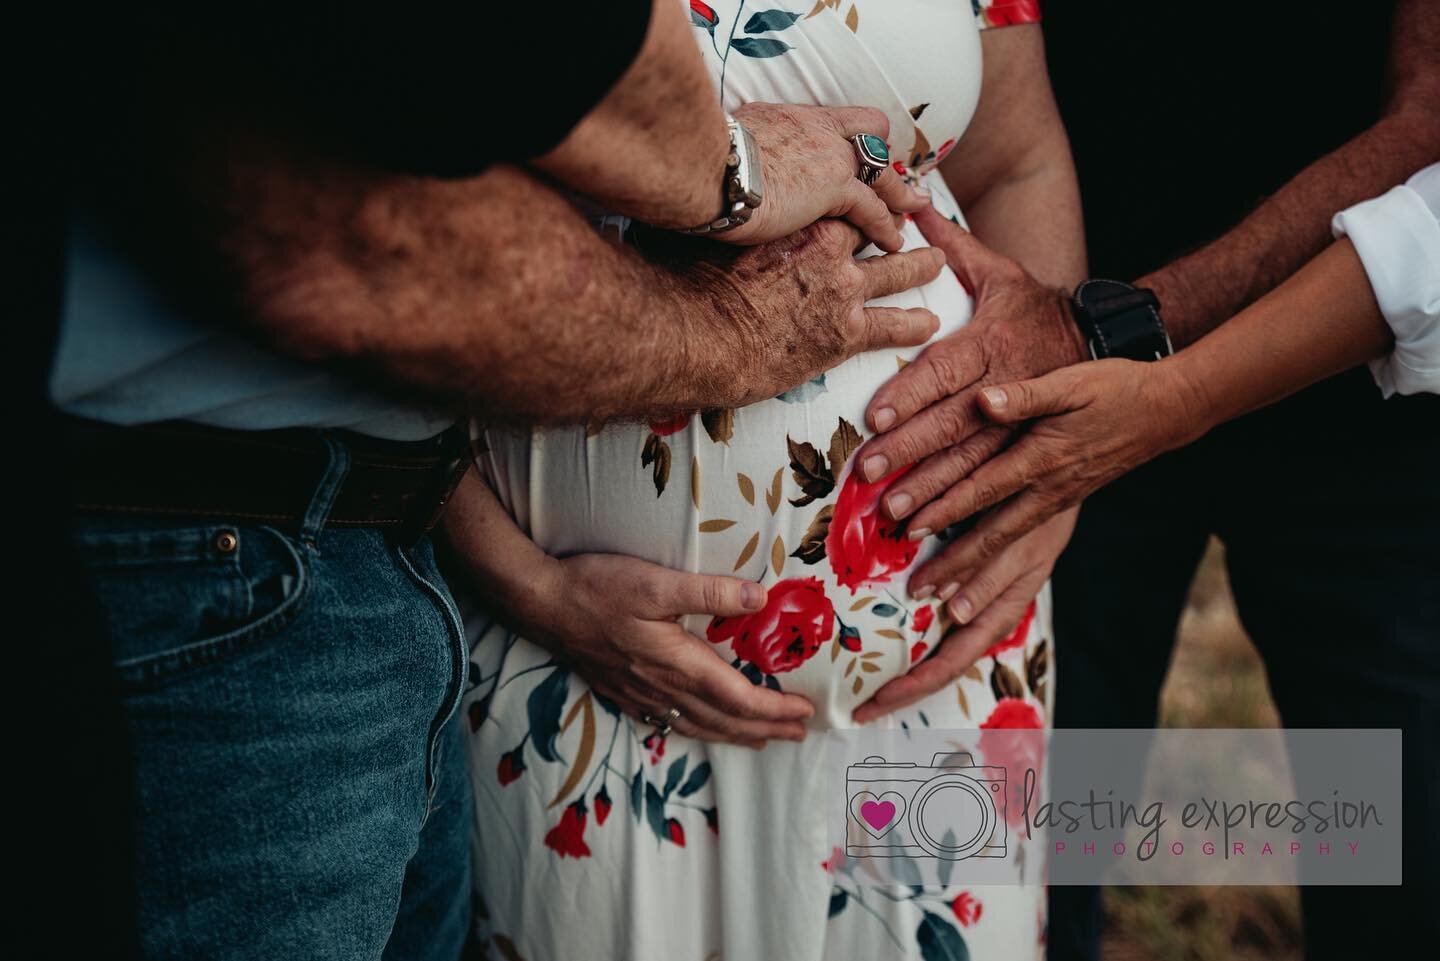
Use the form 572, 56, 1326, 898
908, 526, 932, 542
937, 582, 959, 602
950, 597, 974, 624
741, 582, 765, 610
873, 407, 896, 431
982, 387, 1008, 411
887, 492, 913, 518
911, 583, 936, 600
863, 454, 889, 482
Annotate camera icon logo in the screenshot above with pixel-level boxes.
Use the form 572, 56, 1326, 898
846, 753, 1007, 861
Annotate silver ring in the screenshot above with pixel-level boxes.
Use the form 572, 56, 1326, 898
851, 133, 890, 188
641, 707, 682, 738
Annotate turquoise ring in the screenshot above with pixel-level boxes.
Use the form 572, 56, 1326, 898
851, 133, 890, 187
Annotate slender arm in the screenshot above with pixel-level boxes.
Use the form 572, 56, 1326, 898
941, 24, 1087, 289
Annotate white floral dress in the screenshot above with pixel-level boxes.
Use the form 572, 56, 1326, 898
461, 2, 1051, 959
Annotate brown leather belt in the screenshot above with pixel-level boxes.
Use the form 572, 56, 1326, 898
64, 416, 472, 543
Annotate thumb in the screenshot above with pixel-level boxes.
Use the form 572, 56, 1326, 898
663, 570, 768, 618
912, 205, 1005, 295
979, 371, 1075, 424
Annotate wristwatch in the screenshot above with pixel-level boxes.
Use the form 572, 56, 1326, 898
1069, 279, 1174, 361
682, 114, 765, 235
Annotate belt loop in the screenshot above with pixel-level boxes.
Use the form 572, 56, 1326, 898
299, 431, 351, 547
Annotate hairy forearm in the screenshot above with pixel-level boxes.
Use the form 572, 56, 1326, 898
1142, 0, 1440, 348
1171, 237, 1392, 431
215, 156, 734, 425
531, 0, 729, 229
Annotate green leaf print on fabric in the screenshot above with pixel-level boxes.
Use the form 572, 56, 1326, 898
678, 761, 713, 797
744, 9, 802, 33
917, 910, 971, 961
526, 668, 571, 762
731, 36, 794, 57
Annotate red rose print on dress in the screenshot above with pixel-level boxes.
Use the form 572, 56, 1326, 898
643, 730, 667, 766
984, 599, 1036, 658
826, 466, 920, 592
981, 0, 1043, 28
497, 746, 525, 786
979, 697, 1045, 828
545, 800, 592, 859
594, 785, 613, 826
707, 576, 836, 675
689, 0, 719, 29
648, 414, 689, 436
951, 891, 984, 927
912, 604, 935, 634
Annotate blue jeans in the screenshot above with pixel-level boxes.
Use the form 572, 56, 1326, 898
74, 434, 472, 960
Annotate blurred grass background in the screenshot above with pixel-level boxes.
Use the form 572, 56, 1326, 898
1097, 538, 1303, 961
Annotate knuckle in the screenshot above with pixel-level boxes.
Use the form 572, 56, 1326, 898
659, 668, 692, 696
637, 577, 670, 616
979, 529, 1010, 560
702, 578, 728, 612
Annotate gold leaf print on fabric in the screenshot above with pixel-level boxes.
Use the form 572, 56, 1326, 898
766, 468, 783, 514
699, 519, 738, 533
547, 693, 595, 809
991, 659, 1025, 701
806, 0, 842, 18
956, 683, 971, 719
786, 435, 835, 507
1026, 638, 1049, 694
737, 472, 755, 505
770, 535, 786, 576
734, 531, 761, 571
849, 596, 876, 611
790, 505, 834, 565
827, 417, 863, 477
702, 408, 734, 445
845, 3, 858, 32
642, 434, 672, 497
691, 457, 701, 509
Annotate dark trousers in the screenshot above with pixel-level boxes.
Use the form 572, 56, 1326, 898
1046, 369, 1440, 959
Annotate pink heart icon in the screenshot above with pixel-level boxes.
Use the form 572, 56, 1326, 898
860, 800, 897, 832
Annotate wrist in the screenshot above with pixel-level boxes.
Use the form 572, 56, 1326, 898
1050, 287, 1092, 366
1154, 348, 1225, 447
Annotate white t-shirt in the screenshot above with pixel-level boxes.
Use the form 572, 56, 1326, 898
1331, 162, 1440, 397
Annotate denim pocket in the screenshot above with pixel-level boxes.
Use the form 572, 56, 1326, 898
74, 521, 312, 689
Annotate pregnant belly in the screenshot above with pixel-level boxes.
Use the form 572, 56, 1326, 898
476, 214, 973, 727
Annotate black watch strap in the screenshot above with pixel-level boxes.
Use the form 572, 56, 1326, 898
1070, 279, 1174, 361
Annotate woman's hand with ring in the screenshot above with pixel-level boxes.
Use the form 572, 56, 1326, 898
722, 102, 932, 250
525, 552, 817, 747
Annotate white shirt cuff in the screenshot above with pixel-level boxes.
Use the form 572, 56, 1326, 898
1331, 163, 1440, 397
